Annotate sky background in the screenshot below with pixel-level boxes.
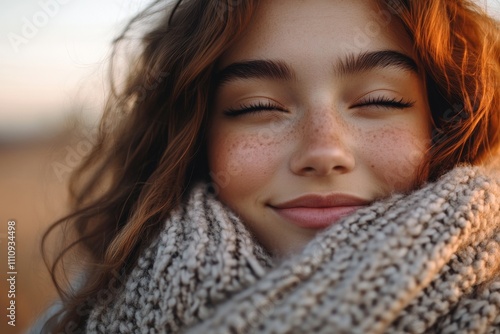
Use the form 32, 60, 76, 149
0, 0, 499, 140
0, 0, 155, 139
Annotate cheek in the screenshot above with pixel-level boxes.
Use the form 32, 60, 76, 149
207, 130, 284, 199
362, 126, 430, 192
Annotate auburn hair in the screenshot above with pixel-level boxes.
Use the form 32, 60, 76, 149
42, 0, 499, 332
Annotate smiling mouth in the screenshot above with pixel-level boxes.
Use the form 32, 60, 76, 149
270, 194, 369, 229
271, 206, 365, 229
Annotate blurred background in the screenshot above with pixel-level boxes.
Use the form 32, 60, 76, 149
0, 1, 154, 333
0, 0, 499, 333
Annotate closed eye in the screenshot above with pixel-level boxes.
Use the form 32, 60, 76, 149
223, 101, 287, 116
351, 97, 415, 110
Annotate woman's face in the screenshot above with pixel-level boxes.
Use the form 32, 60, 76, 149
207, 0, 432, 259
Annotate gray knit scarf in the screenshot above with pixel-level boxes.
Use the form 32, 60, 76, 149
86, 166, 500, 333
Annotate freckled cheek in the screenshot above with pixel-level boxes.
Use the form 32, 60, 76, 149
207, 131, 284, 196
362, 128, 429, 192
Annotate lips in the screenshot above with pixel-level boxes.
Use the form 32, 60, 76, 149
270, 194, 369, 229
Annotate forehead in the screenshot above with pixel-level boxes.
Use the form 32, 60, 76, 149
219, 0, 415, 68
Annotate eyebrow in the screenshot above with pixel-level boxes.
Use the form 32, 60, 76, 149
215, 50, 418, 87
335, 50, 418, 76
216, 59, 295, 87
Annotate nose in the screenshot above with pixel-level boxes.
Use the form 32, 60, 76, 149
289, 110, 355, 177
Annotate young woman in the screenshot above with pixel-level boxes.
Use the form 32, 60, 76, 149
41, 0, 500, 332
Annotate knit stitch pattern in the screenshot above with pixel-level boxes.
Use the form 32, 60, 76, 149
86, 166, 500, 333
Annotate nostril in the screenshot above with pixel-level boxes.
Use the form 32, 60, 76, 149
303, 167, 315, 173
290, 146, 356, 177
333, 165, 347, 172
298, 162, 352, 176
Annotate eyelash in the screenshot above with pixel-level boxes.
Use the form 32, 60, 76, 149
351, 97, 415, 109
223, 101, 287, 116
223, 97, 415, 116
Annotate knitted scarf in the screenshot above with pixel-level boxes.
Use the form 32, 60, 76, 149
86, 166, 500, 333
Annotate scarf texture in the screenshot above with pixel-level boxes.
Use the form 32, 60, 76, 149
86, 166, 500, 333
